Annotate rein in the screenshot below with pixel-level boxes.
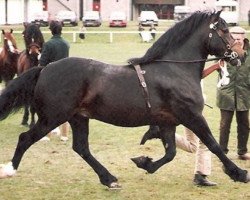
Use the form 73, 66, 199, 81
154, 56, 226, 64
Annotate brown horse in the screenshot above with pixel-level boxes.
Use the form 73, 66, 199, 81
0, 29, 20, 85
17, 23, 44, 127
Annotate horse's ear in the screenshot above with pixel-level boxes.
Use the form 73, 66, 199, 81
212, 10, 222, 22
23, 22, 28, 28
2, 30, 5, 35
10, 29, 13, 33
243, 38, 250, 50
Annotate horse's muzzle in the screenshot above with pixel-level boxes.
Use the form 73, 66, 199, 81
228, 43, 247, 66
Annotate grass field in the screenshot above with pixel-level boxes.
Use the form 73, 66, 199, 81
0, 21, 250, 200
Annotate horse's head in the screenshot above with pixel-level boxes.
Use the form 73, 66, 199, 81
28, 42, 41, 60
1, 29, 19, 54
206, 11, 246, 66
22, 23, 44, 60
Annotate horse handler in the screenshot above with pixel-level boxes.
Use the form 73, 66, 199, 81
217, 26, 250, 160
39, 20, 70, 142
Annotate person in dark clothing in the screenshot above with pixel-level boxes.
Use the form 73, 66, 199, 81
39, 20, 70, 66
217, 26, 250, 160
39, 20, 70, 141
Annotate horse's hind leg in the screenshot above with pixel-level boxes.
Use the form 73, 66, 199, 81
21, 105, 29, 126
140, 125, 160, 145
68, 114, 120, 189
0, 119, 54, 178
29, 105, 36, 128
132, 125, 177, 173
186, 115, 250, 183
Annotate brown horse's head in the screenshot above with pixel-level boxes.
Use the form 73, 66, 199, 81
1, 29, 19, 54
28, 42, 41, 60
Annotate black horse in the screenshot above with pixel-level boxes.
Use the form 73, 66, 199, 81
0, 11, 249, 188
17, 23, 44, 127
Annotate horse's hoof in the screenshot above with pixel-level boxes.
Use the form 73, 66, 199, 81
131, 156, 153, 171
21, 122, 29, 127
0, 162, 16, 179
245, 172, 250, 183
108, 182, 122, 190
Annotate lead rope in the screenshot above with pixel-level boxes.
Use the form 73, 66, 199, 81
134, 65, 152, 111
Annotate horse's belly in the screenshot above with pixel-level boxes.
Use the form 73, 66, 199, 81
80, 104, 150, 127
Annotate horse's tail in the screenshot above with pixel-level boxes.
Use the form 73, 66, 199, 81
0, 66, 43, 120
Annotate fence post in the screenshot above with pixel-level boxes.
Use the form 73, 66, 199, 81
73, 32, 76, 43
109, 32, 113, 43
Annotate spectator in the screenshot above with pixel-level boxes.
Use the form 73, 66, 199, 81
79, 22, 86, 42
216, 26, 250, 160
39, 20, 70, 142
149, 23, 156, 40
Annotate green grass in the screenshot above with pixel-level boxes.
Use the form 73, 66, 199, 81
0, 22, 250, 200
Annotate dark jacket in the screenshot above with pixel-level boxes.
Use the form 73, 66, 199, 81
39, 35, 70, 66
216, 51, 250, 111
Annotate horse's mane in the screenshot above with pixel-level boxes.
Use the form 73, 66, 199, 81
128, 11, 216, 65
23, 23, 44, 50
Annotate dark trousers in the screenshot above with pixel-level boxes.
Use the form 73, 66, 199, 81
219, 109, 249, 155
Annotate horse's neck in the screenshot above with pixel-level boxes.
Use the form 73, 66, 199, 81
166, 31, 208, 61
29, 54, 39, 67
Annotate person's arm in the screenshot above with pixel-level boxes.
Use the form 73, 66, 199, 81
39, 43, 50, 66
202, 60, 224, 79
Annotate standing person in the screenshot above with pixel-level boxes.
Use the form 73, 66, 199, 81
149, 23, 156, 40
217, 26, 250, 160
39, 20, 70, 142
79, 22, 86, 42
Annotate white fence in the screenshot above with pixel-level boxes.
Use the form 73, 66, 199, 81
1, 31, 165, 43
2, 30, 249, 43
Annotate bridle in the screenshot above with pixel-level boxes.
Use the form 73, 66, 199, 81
208, 21, 239, 61
155, 21, 239, 64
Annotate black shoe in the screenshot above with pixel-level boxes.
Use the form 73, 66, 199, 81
193, 174, 217, 186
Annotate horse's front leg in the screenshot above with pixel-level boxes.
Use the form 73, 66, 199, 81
132, 125, 176, 173
69, 114, 120, 189
186, 115, 250, 183
0, 119, 54, 178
